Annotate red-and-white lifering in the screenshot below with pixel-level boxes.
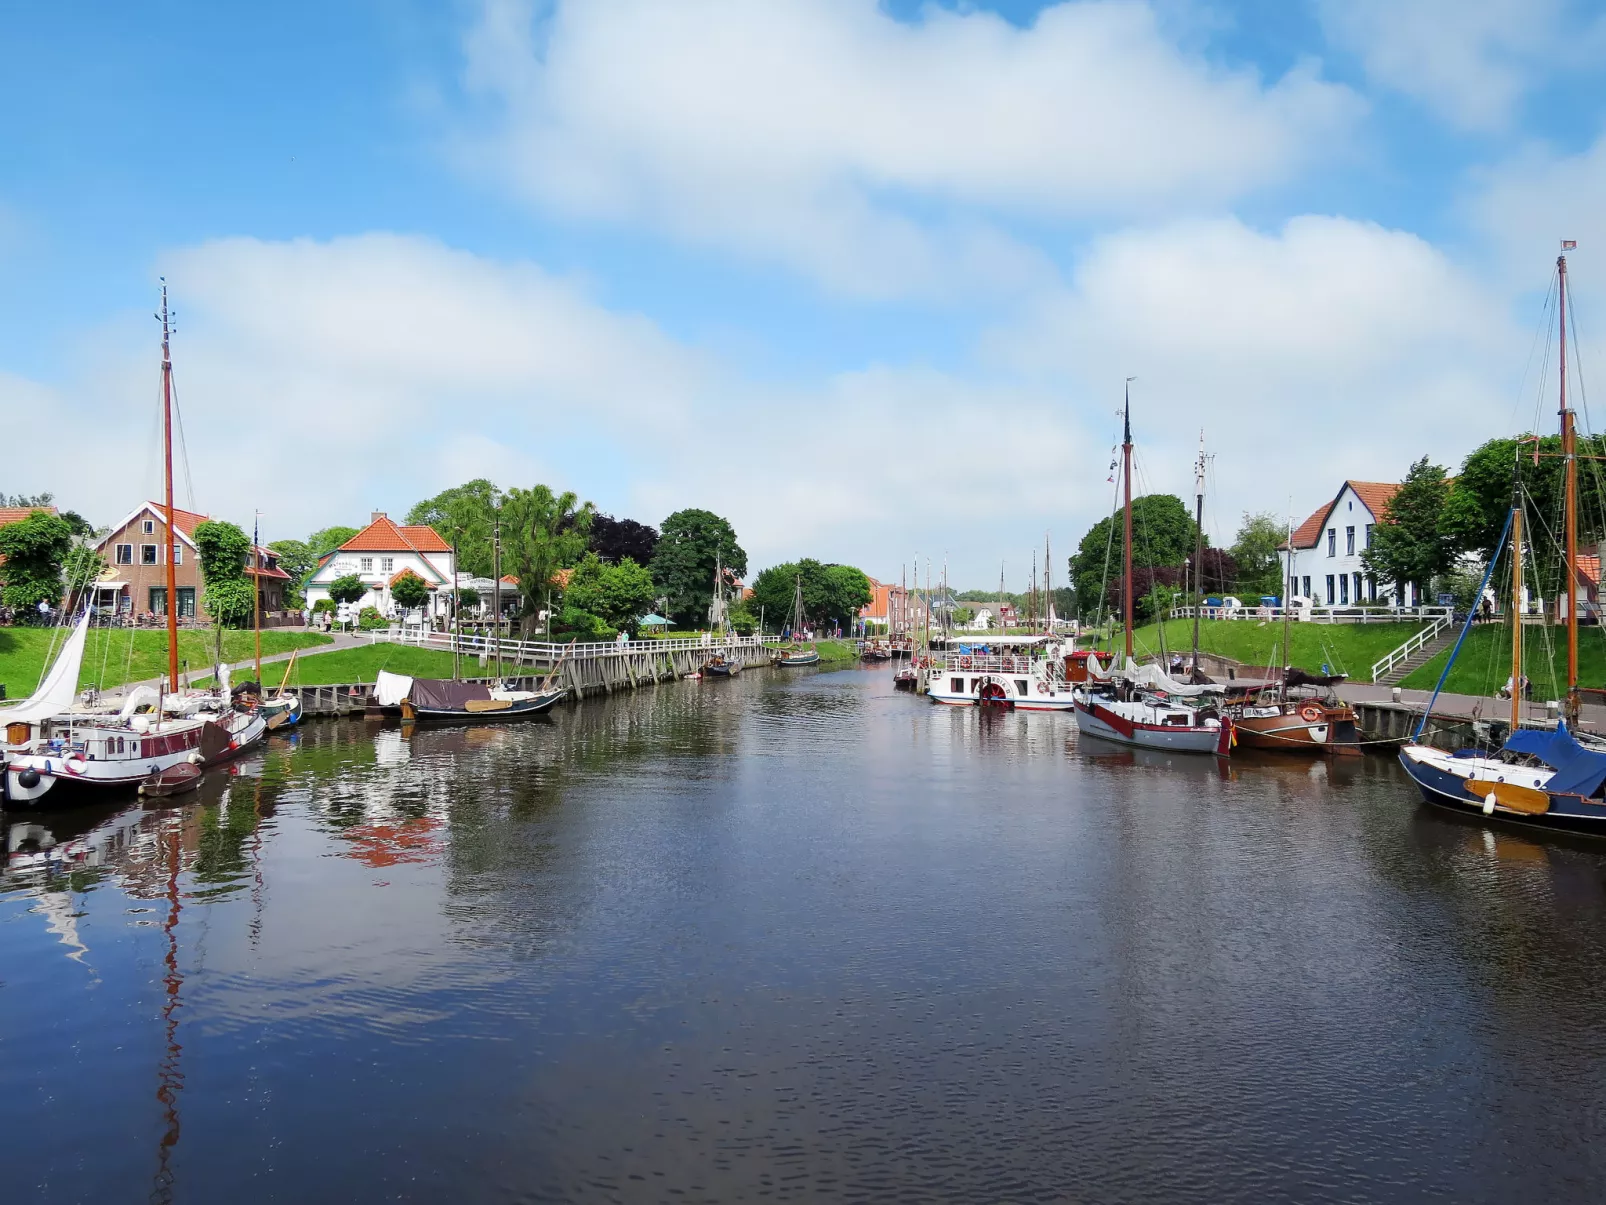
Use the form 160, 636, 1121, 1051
1036, 681, 1050, 694
1299, 704, 1323, 723
960, 656, 972, 670
64, 752, 88, 776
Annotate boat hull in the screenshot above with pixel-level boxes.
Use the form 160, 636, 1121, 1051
1399, 747, 1606, 838
774, 652, 820, 667
1073, 698, 1231, 755
1233, 707, 1362, 755
702, 662, 742, 677
400, 691, 563, 724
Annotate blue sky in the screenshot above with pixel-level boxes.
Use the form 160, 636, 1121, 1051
4, 0, 1606, 585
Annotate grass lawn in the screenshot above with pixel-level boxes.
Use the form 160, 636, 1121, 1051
0, 627, 331, 697
1398, 624, 1606, 699
198, 643, 465, 688
1089, 617, 1428, 679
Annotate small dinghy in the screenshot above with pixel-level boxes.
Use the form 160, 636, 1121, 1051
139, 762, 202, 798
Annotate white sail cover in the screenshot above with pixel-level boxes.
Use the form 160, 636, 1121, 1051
1118, 658, 1216, 698
0, 607, 92, 724
375, 670, 414, 707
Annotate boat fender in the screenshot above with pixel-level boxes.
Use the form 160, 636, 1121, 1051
17, 768, 40, 788
1299, 704, 1323, 723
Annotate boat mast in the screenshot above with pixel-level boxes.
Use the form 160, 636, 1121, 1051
1281, 508, 1295, 702
492, 510, 502, 680
160, 284, 179, 692
451, 530, 460, 681
1512, 500, 1524, 734
1191, 430, 1205, 674
1122, 378, 1135, 663
253, 510, 263, 686
1560, 246, 1579, 724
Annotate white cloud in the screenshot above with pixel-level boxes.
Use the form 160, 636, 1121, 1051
1464, 132, 1606, 280
1316, 0, 1595, 131
459, 0, 1360, 296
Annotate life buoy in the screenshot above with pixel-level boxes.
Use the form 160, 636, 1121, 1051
1036, 681, 1049, 694
64, 752, 88, 776
1298, 704, 1323, 723
960, 656, 972, 670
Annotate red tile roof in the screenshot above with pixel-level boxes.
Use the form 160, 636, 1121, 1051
145, 501, 210, 540
1283, 481, 1402, 550
246, 544, 292, 581
387, 567, 434, 589
0, 506, 58, 526
1575, 554, 1601, 586
338, 516, 453, 555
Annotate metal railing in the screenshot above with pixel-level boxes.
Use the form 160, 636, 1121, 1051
367, 628, 771, 661
1368, 615, 1454, 683
1168, 605, 1453, 625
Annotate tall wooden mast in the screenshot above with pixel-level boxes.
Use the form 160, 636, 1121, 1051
1190, 430, 1205, 673
252, 510, 263, 686
1560, 247, 1579, 724
1122, 378, 1135, 662
160, 285, 180, 692
1512, 503, 1524, 733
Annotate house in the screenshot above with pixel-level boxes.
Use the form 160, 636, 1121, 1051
302, 512, 455, 621
91, 501, 290, 620
954, 599, 1018, 632
859, 578, 930, 633
1281, 481, 1424, 608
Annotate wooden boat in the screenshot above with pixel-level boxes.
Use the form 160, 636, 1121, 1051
1229, 671, 1362, 755
893, 666, 918, 690
773, 577, 818, 666
139, 762, 202, 798
860, 641, 893, 661
398, 679, 564, 723
774, 648, 820, 667
702, 654, 742, 677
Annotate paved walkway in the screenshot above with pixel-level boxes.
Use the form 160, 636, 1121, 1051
1335, 682, 1606, 734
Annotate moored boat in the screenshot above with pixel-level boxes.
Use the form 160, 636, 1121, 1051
774, 647, 820, 667
702, 653, 742, 677
397, 678, 564, 723
139, 762, 203, 798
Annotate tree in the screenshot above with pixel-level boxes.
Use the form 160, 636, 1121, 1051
1229, 512, 1285, 598
390, 569, 430, 611
589, 514, 659, 565
564, 553, 657, 635
268, 539, 316, 589
651, 509, 746, 627
750, 559, 870, 629
327, 574, 368, 606
1068, 494, 1198, 621
406, 479, 501, 577
308, 526, 359, 557
457, 586, 481, 609
1362, 456, 1453, 601
822, 564, 872, 624
194, 519, 255, 627
0, 510, 73, 612
953, 606, 975, 626
502, 485, 594, 633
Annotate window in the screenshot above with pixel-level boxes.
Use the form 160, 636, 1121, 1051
1367, 575, 1377, 603
360, 557, 374, 573
142, 519, 154, 534
951, 678, 964, 693
115, 544, 132, 564
1016, 680, 1030, 696
172, 544, 182, 566
149, 586, 167, 614
1302, 576, 1311, 599
141, 544, 158, 565
1340, 575, 1350, 605
381, 557, 394, 573
1365, 523, 1374, 549
1326, 575, 1336, 605
176, 587, 196, 618
1346, 526, 1355, 556
1327, 528, 1336, 557
1353, 573, 1363, 604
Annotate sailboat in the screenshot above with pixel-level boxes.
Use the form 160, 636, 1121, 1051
702, 551, 742, 677
774, 573, 820, 666
1399, 244, 1606, 835
1071, 385, 1234, 754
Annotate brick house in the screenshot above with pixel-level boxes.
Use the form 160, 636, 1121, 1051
92, 501, 291, 620
302, 512, 455, 621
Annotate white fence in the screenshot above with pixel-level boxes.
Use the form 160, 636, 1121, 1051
1368, 614, 1455, 683
1168, 605, 1453, 626
368, 628, 771, 661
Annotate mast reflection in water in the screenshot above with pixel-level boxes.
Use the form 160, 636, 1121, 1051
4, 667, 1606, 1203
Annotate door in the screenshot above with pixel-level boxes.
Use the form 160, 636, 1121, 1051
177, 587, 196, 618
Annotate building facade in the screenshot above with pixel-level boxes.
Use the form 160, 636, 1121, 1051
302, 513, 455, 621
1282, 481, 1425, 608
91, 502, 293, 619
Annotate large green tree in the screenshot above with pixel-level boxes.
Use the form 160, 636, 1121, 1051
194, 519, 255, 627
0, 510, 74, 612
650, 509, 746, 627
1361, 456, 1453, 601
406, 479, 501, 577
308, 526, 359, 557
502, 486, 594, 633
1230, 512, 1286, 598
266, 538, 315, 608
564, 553, 657, 635
750, 559, 872, 629
390, 569, 431, 611
1067, 494, 1197, 621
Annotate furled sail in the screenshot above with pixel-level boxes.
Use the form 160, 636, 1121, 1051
0, 607, 92, 725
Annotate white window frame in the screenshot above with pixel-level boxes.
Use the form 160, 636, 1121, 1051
141, 544, 158, 565
381, 556, 394, 573
115, 543, 133, 565
360, 557, 374, 573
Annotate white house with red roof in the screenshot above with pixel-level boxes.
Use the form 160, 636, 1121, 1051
1281, 481, 1425, 608
303, 512, 455, 620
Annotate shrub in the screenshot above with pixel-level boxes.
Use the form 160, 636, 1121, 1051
357, 606, 389, 631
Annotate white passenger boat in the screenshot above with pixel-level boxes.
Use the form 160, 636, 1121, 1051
924, 639, 1077, 710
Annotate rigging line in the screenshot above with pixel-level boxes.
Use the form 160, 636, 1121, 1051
1509, 275, 1559, 435
168, 370, 197, 514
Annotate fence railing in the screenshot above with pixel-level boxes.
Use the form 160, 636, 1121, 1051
1168, 605, 1454, 626
367, 628, 772, 661
1368, 615, 1454, 683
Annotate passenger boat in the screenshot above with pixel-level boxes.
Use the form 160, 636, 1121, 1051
925, 640, 1077, 710
1399, 246, 1606, 837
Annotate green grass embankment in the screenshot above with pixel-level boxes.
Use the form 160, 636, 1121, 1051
198, 643, 463, 688
1085, 618, 1424, 679
813, 640, 859, 665
1398, 624, 1606, 699
0, 628, 331, 697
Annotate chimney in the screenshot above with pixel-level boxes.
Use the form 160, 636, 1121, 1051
371, 510, 387, 523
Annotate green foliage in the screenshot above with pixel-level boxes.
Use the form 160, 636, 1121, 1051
749, 559, 868, 629
552, 604, 613, 640
952, 606, 975, 625
564, 553, 657, 635
1068, 494, 1198, 620
268, 538, 316, 589
357, 606, 388, 631
651, 509, 746, 626
390, 569, 430, 610
327, 574, 368, 606
1433, 564, 1485, 614
193, 520, 250, 585
201, 578, 256, 627
62, 544, 107, 606
1230, 512, 1286, 598
0, 510, 74, 610
456, 586, 481, 609
310, 598, 335, 615
502, 485, 594, 624
406, 479, 500, 577
308, 526, 359, 557
1361, 456, 1452, 598
726, 597, 758, 635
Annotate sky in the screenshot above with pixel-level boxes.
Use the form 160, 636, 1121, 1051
4, 0, 1606, 587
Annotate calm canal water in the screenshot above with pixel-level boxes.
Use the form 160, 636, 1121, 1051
5, 666, 1606, 1203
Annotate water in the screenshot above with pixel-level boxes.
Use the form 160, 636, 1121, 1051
5, 667, 1606, 1203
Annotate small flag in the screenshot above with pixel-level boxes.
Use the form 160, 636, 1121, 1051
1562, 240, 1578, 250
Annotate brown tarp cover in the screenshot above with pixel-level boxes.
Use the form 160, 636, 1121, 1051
1285, 668, 1347, 689
408, 679, 493, 711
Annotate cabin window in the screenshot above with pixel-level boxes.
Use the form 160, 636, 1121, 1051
361, 557, 374, 573
143, 519, 154, 534
1326, 575, 1336, 605
381, 557, 394, 573
951, 678, 964, 693
141, 544, 158, 565
1346, 526, 1355, 555
1340, 575, 1349, 605
1327, 528, 1336, 557
1017, 680, 1030, 696
115, 543, 133, 564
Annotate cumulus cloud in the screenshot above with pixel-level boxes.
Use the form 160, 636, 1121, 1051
459, 0, 1360, 296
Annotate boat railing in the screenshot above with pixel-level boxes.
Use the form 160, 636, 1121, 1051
929, 653, 1057, 676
